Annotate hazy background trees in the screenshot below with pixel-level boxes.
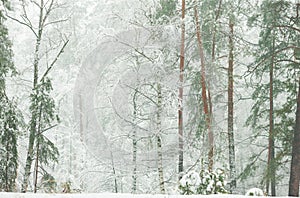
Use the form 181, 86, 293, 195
1, 0, 299, 196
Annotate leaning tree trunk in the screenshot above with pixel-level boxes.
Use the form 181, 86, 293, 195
194, 3, 214, 171
228, 18, 236, 193
288, 77, 300, 197
178, 0, 185, 177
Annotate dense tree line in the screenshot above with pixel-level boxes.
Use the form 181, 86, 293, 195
0, 0, 299, 196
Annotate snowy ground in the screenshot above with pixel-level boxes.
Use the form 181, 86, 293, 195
0, 193, 290, 198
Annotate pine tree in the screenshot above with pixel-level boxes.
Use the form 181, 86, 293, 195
0, 99, 21, 192
0, 0, 22, 192
185, 0, 226, 173
193, 1, 214, 171
245, 0, 300, 195
178, 0, 185, 177
227, 8, 236, 192
289, 77, 300, 197
288, 3, 300, 196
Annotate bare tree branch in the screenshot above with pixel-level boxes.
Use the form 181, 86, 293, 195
31, 0, 42, 9
245, 45, 300, 76
105, 34, 156, 63
123, 83, 158, 105
21, 2, 36, 29
108, 97, 149, 132
37, 124, 58, 135
5, 14, 38, 38
44, 18, 68, 27
275, 59, 300, 65
274, 25, 300, 33
39, 0, 54, 29
40, 39, 69, 82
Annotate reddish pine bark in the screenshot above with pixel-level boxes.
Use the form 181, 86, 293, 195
194, 4, 214, 171
228, 20, 236, 192
178, 0, 185, 175
289, 77, 300, 197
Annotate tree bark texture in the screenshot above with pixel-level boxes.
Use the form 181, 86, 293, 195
132, 89, 138, 193
178, 0, 185, 176
5, 140, 11, 192
157, 83, 165, 194
33, 142, 39, 193
194, 4, 214, 171
288, 77, 300, 197
267, 38, 276, 196
228, 20, 236, 193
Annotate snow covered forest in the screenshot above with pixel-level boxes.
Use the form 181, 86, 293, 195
0, 0, 300, 197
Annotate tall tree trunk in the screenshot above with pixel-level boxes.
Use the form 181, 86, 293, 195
21, 0, 44, 192
211, 0, 222, 62
79, 94, 84, 142
157, 83, 165, 194
34, 95, 44, 193
33, 142, 39, 193
157, 135, 165, 194
267, 38, 276, 196
228, 19, 236, 193
194, 3, 214, 171
5, 140, 9, 192
22, 117, 38, 193
288, 77, 300, 197
178, 0, 185, 176
132, 89, 138, 194
208, 0, 222, 142
110, 151, 118, 193
208, 0, 222, 175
